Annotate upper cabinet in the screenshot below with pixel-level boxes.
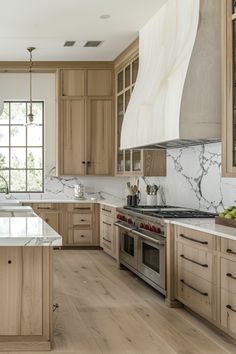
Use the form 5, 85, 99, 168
61, 70, 85, 97
223, 0, 236, 176
114, 40, 166, 176
58, 66, 114, 176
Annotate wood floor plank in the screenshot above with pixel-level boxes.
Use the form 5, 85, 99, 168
7, 250, 236, 354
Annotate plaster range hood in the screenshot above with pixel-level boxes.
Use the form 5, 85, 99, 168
120, 0, 221, 150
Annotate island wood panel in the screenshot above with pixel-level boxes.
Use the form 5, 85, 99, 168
86, 99, 113, 175
0, 247, 43, 336
61, 99, 86, 175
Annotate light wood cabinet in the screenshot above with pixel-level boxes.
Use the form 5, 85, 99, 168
222, 1, 236, 176
100, 204, 118, 259
59, 66, 114, 176
114, 40, 166, 176
167, 223, 236, 340
61, 69, 85, 97
86, 99, 113, 175
60, 99, 86, 175
0, 246, 52, 351
87, 70, 113, 96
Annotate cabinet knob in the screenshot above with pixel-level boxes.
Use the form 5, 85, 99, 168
80, 235, 85, 238
87, 161, 91, 164
80, 219, 85, 222
8, 260, 12, 264
45, 218, 49, 222
82, 161, 86, 164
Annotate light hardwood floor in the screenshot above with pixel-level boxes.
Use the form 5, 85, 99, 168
6, 250, 236, 354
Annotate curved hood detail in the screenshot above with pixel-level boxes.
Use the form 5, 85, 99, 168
120, 0, 221, 149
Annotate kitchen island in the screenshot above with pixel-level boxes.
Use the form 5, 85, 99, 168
0, 215, 62, 352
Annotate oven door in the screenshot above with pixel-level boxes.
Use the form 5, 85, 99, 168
138, 235, 165, 290
119, 229, 138, 269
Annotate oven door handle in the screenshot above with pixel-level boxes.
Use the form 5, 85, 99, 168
113, 221, 134, 232
132, 230, 166, 246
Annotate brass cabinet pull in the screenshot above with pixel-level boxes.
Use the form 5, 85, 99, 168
102, 237, 111, 243
38, 207, 51, 210
180, 254, 208, 268
74, 207, 91, 210
102, 208, 111, 213
80, 235, 85, 238
102, 221, 112, 226
226, 272, 236, 280
179, 233, 208, 245
226, 249, 236, 256
180, 279, 208, 296
226, 304, 236, 313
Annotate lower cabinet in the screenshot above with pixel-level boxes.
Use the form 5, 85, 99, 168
23, 202, 99, 247
169, 225, 236, 340
100, 204, 118, 259
0, 246, 52, 351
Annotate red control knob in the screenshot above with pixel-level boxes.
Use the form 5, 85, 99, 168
128, 218, 133, 224
140, 223, 144, 228
123, 216, 127, 222
145, 224, 150, 230
116, 214, 120, 219
157, 227, 161, 234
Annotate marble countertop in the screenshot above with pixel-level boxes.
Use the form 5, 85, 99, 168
166, 218, 236, 241
17, 198, 123, 208
0, 215, 62, 247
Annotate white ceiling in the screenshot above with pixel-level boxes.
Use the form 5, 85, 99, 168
0, 0, 166, 61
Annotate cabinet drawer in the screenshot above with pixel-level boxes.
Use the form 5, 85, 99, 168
221, 289, 236, 336
221, 257, 236, 294
176, 268, 216, 321
221, 238, 236, 258
101, 204, 116, 217
176, 227, 216, 250
177, 242, 215, 283
67, 203, 93, 212
73, 230, 93, 245
73, 213, 92, 227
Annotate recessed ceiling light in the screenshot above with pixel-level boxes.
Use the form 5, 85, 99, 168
100, 14, 111, 19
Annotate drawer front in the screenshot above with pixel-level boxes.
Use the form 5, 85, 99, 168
177, 268, 216, 321
176, 226, 216, 250
67, 203, 93, 212
73, 213, 92, 227
221, 257, 236, 294
177, 242, 214, 283
101, 215, 114, 254
24, 203, 59, 212
101, 204, 116, 218
221, 289, 236, 336
221, 238, 236, 258
73, 230, 93, 245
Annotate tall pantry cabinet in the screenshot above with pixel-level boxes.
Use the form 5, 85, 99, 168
58, 66, 114, 176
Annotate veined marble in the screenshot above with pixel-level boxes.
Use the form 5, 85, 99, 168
166, 218, 236, 241
0, 216, 62, 246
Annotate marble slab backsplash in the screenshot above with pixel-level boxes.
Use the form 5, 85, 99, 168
138, 142, 236, 213
9, 142, 236, 213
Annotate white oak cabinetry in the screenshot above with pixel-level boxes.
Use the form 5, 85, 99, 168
114, 39, 166, 176
0, 246, 52, 351
166, 223, 236, 340
23, 202, 99, 247
222, 1, 236, 176
100, 204, 118, 259
59, 66, 114, 176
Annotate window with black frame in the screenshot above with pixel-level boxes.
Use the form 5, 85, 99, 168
0, 101, 44, 193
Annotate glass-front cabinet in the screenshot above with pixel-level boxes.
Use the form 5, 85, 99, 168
223, 1, 236, 176
116, 54, 142, 175
115, 42, 166, 177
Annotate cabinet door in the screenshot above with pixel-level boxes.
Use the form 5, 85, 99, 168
40, 211, 60, 233
86, 99, 113, 175
0, 247, 43, 336
61, 70, 85, 97
87, 70, 112, 96
61, 99, 86, 175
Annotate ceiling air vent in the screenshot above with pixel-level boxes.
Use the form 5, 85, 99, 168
83, 41, 103, 48
64, 41, 76, 47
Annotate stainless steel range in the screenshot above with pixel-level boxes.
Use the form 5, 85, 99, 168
115, 205, 217, 295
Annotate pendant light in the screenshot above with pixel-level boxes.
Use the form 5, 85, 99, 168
26, 46, 36, 125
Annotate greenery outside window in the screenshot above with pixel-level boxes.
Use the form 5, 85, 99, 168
0, 101, 44, 192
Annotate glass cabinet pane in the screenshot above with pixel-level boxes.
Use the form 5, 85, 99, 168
117, 94, 124, 149
125, 89, 131, 111
125, 65, 131, 88
132, 150, 142, 172
117, 151, 124, 172
125, 150, 131, 171
132, 58, 139, 84
117, 71, 123, 93
233, 0, 236, 14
